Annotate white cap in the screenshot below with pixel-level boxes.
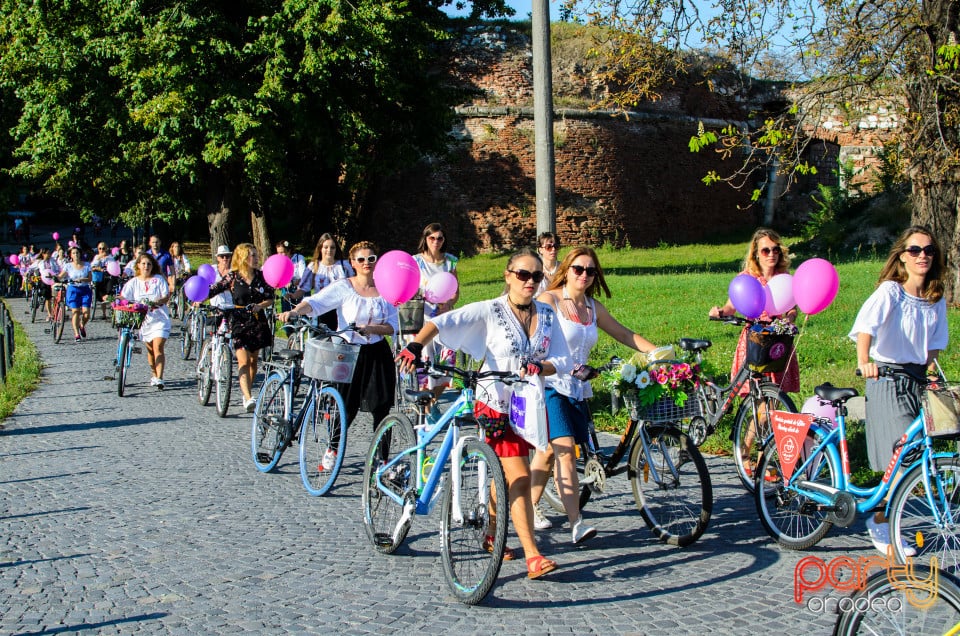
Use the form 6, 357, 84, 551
215, 245, 232, 257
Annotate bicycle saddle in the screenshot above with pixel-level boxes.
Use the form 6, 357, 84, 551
814, 383, 858, 404
272, 349, 303, 361
678, 338, 711, 352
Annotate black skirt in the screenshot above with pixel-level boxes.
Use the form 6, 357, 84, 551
343, 338, 395, 416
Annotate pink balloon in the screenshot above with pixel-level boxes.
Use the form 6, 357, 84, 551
111, 247, 119, 256
767, 273, 795, 315
52, 232, 59, 241
728, 274, 765, 319
262, 254, 294, 288
68, 240, 76, 248
424, 272, 458, 304
373, 250, 420, 306
793, 258, 839, 315
9, 254, 18, 266
196, 263, 217, 285
106, 260, 121, 277
802, 395, 837, 429
762, 284, 775, 316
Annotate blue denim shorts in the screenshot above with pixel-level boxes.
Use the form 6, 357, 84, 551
544, 386, 591, 444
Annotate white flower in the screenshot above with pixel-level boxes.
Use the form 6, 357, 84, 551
620, 363, 637, 383
636, 370, 651, 389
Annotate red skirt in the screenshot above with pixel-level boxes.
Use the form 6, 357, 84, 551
474, 401, 531, 458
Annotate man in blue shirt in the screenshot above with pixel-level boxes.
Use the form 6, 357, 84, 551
148, 235, 175, 291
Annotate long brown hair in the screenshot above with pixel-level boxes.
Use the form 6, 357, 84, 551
311, 233, 344, 266
546, 246, 611, 298
416, 223, 445, 255
742, 228, 791, 278
878, 225, 945, 302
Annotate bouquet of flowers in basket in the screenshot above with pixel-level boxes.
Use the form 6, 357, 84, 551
602, 357, 701, 409
111, 298, 150, 313
763, 317, 800, 336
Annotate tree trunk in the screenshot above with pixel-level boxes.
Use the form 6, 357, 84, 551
204, 169, 234, 259
911, 178, 960, 303
250, 198, 271, 261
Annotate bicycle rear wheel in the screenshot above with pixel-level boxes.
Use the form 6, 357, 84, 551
629, 425, 712, 546
441, 437, 508, 605
251, 372, 290, 472
116, 332, 130, 397
889, 455, 960, 574
732, 384, 796, 493
52, 299, 65, 342
196, 339, 213, 406
179, 314, 193, 360
754, 434, 837, 550
215, 343, 232, 417
30, 291, 39, 323
833, 564, 960, 635
362, 414, 416, 554
299, 386, 348, 496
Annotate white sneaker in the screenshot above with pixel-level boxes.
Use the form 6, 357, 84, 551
150, 377, 159, 386
533, 506, 553, 530
321, 449, 337, 471
243, 398, 256, 413
866, 517, 917, 557
572, 515, 596, 544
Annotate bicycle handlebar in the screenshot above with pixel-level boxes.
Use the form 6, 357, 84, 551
427, 360, 522, 386
856, 365, 937, 386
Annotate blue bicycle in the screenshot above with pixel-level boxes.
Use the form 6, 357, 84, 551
109, 301, 147, 397
755, 366, 960, 572
361, 360, 518, 605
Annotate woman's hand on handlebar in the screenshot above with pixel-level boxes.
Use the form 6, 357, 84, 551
397, 342, 423, 373
857, 362, 879, 380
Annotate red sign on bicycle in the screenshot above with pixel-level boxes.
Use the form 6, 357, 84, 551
771, 411, 814, 482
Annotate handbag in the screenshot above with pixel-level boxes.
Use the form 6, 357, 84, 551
509, 375, 549, 451
924, 384, 960, 437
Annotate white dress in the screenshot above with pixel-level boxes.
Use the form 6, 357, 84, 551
542, 291, 598, 401
120, 275, 171, 342
303, 279, 399, 345
430, 296, 572, 414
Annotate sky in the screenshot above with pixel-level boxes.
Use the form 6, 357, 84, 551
444, 0, 562, 21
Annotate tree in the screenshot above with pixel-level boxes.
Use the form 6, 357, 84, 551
0, 0, 512, 256
568, 0, 960, 300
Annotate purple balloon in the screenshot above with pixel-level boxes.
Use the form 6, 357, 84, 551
196, 263, 217, 285
728, 274, 765, 319
793, 258, 839, 315
183, 275, 209, 303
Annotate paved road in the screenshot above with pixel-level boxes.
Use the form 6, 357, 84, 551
0, 295, 877, 635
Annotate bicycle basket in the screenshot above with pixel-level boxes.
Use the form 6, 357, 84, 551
634, 395, 701, 423
923, 384, 960, 438
302, 338, 360, 383
397, 297, 425, 335
745, 325, 794, 374
111, 305, 147, 329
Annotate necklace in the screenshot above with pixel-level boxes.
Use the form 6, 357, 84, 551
507, 297, 534, 335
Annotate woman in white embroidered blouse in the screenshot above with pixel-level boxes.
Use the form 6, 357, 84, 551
120, 252, 171, 388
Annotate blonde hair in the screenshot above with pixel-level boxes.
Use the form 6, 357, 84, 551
348, 241, 378, 260
231, 243, 257, 279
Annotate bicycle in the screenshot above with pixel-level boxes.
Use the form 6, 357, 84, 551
169, 275, 188, 321
27, 275, 43, 323
754, 366, 960, 573
675, 316, 799, 492
46, 283, 67, 343
361, 360, 516, 604
107, 300, 147, 397
251, 321, 356, 498
832, 563, 960, 635
179, 305, 208, 361
196, 306, 238, 416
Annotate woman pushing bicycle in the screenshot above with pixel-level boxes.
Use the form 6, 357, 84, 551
58, 245, 94, 343
850, 225, 948, 556
398, 247, 572, 580
119, 252, 171, 388
529, 246, 659, 543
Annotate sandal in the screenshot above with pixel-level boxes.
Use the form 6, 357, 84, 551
526, 555, 557, 580
483, 535, 515, 561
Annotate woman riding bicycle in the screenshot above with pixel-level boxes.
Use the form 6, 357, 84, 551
120, 252, 171, 389
529, 246, 659, 542
398, 247, 572, 580
708, 228, 799, 475
58, 246, 93, 343
279, 241, 398, 469
206, 243, 276, 412
850, 225, 948, 556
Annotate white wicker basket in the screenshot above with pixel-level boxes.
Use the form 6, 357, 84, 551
302, 338, 359, 383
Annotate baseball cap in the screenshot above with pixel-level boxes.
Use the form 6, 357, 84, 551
216, 245, 232, 257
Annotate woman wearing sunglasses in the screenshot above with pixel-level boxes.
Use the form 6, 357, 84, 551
279, 241, 399, 469
398, 247, 572, 580
529, 246, 659, 541
850, 225, 948, 556
411, 223, 459, 397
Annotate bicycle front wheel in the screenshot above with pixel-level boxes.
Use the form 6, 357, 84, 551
299, 386, 348, 496
889, 455, 960, 574
196, 339, 213, 406
251, 372, 290, 472
754, 434, 837, 550
215, 344, 232, 418
30, 292, 38, 323
732, 383, 796, 493
441, 437, 508, 605
116, 331, 130, 397
53, 299, 66, 343
833, 564, 960, 635
179, 313, 193, 360
362, 414, 416, 554
629, 425, 712, 546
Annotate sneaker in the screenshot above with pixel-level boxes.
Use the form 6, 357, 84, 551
150, 377, 159, 386
244, 398, 257, 413
321, 448, 337, 471
571, 515, 597, 544
75, 335, 81, 343
156, 379, 164, 391
79, 326, 87, 340
533, 506, 553, 530
866, 516, 916, 557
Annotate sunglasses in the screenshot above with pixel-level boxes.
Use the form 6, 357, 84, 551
570, 265, 598, 277
427, 235, 444, 242
508, 269, 545, 284
354, 255, 378, 264
904, 245, 936, 257
540, 243, 557, 250
759, 246, 782, 256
